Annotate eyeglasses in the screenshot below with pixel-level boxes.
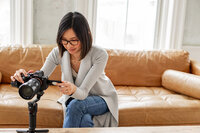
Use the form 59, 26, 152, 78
61, 39, 79, 46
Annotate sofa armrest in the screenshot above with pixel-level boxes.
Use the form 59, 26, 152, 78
191, 60, 200, 75
162, 69, 200, 100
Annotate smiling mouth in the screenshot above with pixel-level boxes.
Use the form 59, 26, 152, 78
69, 48, 76, 51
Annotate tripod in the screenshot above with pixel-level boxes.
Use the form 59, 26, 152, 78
16, 92, 49, 133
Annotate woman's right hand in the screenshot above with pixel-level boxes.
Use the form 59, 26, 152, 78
10, 69, 34, 83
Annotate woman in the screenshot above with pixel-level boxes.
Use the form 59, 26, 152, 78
11, 12, 118, 127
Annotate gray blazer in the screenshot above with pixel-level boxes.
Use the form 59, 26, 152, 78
41, 46, 118, 127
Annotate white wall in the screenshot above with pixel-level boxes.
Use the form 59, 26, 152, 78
32, 0, 200, 62
33, 0, 74, 44
182, 0, 200, 62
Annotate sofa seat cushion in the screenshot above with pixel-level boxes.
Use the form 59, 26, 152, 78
0, 84, 63, 128
117, 86, 200, 126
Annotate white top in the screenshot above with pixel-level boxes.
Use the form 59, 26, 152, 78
71, 68, 77, 82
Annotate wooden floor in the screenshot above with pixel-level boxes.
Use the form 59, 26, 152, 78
0, 126, 200, 133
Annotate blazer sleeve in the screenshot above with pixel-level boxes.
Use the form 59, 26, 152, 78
40, 47, 60, 77
71, 48, 108, 100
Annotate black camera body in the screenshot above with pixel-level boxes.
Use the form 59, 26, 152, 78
11, 70, 61, 100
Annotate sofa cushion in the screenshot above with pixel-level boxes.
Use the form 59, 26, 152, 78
191, 60, 200, 76
117, 86, 200, 126
0, 72, 2, 83
0, 45, 61, 83
0, 84, 63, 128
162, 69, 200, 100
105, 49, 190, 86
0, 45, 190, 86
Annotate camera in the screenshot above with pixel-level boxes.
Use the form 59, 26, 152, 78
11, 70, 61, 100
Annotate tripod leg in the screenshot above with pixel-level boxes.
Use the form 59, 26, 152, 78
34, 129, 49, 132
16, 129, 29, 133
28, 102, 37, 132
16, 129, 49, 133
16, 95, 49, 133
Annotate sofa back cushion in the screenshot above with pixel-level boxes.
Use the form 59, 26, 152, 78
0, 45, 190, 86
105, 49, 190, 86
0, 45, 61, 83
0, 72, 2, 83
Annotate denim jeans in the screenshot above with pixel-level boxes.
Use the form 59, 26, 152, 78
63, 95, 109, 128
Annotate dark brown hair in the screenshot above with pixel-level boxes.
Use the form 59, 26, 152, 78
56, 12, 92, 59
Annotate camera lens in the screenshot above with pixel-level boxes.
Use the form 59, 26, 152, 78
19, 85, 33, 99
19, 78, 41, 100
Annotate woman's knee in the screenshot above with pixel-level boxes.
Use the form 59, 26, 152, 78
80, 114, 94, 127
66, 99, 86, 114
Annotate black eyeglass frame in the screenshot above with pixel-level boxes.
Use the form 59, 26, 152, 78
61, 39, 79, 46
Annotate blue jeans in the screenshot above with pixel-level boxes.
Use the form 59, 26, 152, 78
63, 95, 109, 128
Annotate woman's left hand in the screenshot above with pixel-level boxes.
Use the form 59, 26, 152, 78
55, 81, 77, 95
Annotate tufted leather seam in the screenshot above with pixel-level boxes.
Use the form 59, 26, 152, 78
39, 45, 45, 64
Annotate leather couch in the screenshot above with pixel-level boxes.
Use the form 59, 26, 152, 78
0, 44, 200, 128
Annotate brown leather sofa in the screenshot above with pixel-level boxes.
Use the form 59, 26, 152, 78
0, 44, 200, 128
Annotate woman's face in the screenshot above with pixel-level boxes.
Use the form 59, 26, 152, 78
61, 28, 81, 56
